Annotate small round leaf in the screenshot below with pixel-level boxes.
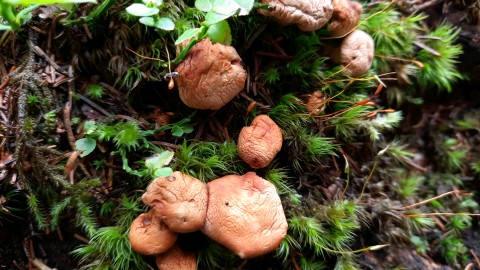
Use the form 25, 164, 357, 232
126, 3, 159, 17
75, 138, 96, 157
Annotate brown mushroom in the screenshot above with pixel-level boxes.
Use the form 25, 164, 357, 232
142, 171, 208, 233
128, 210, 178, 255
259, 0, 334, 32
327, 29, 374, 77
175, 39, 247, 110
202, 172, 288, 258
237, 114, 283, 169
305, 90, 327, 116
156, 244, 197, 270
327, 0, 363, 37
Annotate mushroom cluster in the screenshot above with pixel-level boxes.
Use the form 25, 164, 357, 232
175, 39, 247, 110
259, 0, 375, 77
128, 171, 288, 267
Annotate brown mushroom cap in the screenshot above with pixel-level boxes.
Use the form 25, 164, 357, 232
202, 172, 288, 258
175, 39, 247, 110
156, 244, 197, 270
128, 210, 178, 255
328, 30, 374, 77
237, 115, 283, 169
328, 0, 363, 37
259, 0, 334, 32
142, 171, 208, 233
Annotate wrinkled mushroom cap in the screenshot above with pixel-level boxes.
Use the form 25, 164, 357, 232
142, 171, 208, 233
327, 0, 363, 37
328, 30, 374, 77
238, 115, 283, 169
156, 244, 197, 270
175, 39, 247, 110
259, 0, 334, 31
202, 172, 288, 258
128, 210, 178, 255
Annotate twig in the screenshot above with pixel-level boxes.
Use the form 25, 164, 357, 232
31, 258, 56, 270
76, 92, 114, 118
74, 233, 90, 244
396, 190, 462, 210
470, 249, 480, 268
32, 45, 68, 75
404, 213, 480, 218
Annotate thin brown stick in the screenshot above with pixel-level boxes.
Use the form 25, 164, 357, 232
404, 212, 480, 218
470, 249, 480, 268
397, 190, 462, 210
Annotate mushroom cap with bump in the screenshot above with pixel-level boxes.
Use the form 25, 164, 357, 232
128, 210, 178, 255
328, 29, 375, 77
259, 0, 334, 32
142, 171, 208, 233
238, 114, 283, 169
156, 244, 197, 270
175, 39, 247, 110
201, 172, 288, 258
327, 0, 363, 37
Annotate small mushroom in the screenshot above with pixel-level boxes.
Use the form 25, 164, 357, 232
305, 90, 327, 115
327, 0, 363, 37
326, 29, 374, 77
175, 39, 247, 110
202, 172, 288, 258
259, 0, 334, 32
156, 244, 197, 270
142, 171, 208, 233
237, 114, 283, 169
128, 210, 178, 255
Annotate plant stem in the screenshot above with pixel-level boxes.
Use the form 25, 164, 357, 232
62, 0, 116, 26
359, 156, 380, 200
397, 190, 462, 210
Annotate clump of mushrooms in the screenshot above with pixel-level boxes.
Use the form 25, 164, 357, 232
237, 114, 283, 169
175, 39, 247, 110
325, 29, 375, 76
202, 172, 288, 258
258, 0, 334, 31
129, 171, 288, 266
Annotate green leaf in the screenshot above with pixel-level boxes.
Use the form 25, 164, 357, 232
212, 0, 253, 16
155, 17, 175, 30
154, 167, 173, 177
126, 3, 159, 17
195, 0, 213, 11
175, 27, 202, 44
142, 0, 163, 6
204, 11, 231, 26
0, 25, 12, 31
75, 138, 96, 157
7, 0, 95, 4
83, 120, 97, 134
206, 20, 232, 45
139, 17, 174, 30
171, 121, 193, 137
145, 151, 174, 176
